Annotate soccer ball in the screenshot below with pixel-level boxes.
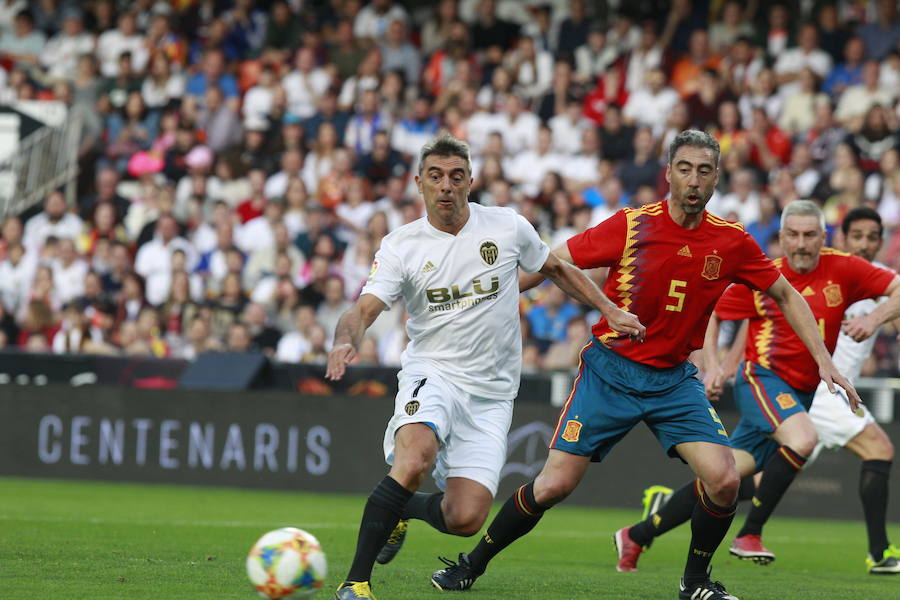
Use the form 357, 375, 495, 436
246, 527, 327, 599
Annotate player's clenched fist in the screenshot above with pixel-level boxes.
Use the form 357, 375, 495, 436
605, 307, 646, 342
326, 343, 356, 381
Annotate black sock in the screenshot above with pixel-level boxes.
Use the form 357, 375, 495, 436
629, 479, 699, 546
684, 486, 737, 585
467, 482, 547, 574
860, 459, 892, 558
737, 446, 806, 538
401, 492, 449, 534
345, 476, 413, 582
737, 475, 757, 501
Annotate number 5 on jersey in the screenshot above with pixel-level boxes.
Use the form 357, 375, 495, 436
666, 279, 687, 312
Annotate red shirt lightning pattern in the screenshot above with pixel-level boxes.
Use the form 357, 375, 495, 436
567, 201, 780, 367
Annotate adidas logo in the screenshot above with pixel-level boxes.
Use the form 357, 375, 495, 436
422, 261, 437, 273
801, 286, 814, 296
677, 245, 693, 257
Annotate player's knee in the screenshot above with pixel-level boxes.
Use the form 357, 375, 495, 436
704, 470, 740, 505
789, 433, 818, 458
533, 477, 576, 506
389, 455, 431, 488
860, 425, 894, 461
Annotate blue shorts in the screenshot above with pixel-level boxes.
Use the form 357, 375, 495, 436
730, 361, 814, 470
550, 341, 731, 462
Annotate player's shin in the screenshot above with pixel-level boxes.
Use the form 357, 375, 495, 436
629, 480, 699, 546
466, 482, 548, 574
860, 459, 892, 558
345, 476, 413, 582
684, 489, 737, 585
736, 446, 807, 538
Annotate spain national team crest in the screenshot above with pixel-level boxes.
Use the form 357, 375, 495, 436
405, 400, 420, 416
480, 240, 499, 265
823, 283, 843, 307
561, 419, 582, 442
701, 254, 723, 280
775, 393, 797, 410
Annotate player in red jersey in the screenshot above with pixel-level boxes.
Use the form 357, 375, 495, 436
430, 131, 858, 600
616, 200, 900, 571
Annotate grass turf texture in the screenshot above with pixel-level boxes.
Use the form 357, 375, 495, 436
2, 477, 896, 599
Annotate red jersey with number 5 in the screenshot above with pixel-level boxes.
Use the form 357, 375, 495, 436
714, 250, 895, 392
567, 201, 780, 367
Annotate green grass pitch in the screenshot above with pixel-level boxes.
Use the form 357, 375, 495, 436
2, 477, 897, 599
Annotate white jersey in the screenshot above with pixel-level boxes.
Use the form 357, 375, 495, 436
828, 296, 884, 383
362, 202, 550, 400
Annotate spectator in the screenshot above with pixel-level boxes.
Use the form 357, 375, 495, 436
815, 2, 852, 64
264, 149, 303, 199
598, 104, 636, 163
301, 89, 350, 146
185, 48, 239, 110
823, 36, 866, 98
548, 96, 590, 156
261, 1, 302, 59
422, 21, 474, 97
856, 0, 900, 61
353, 130, 406, 197
0, 10, 46, 71
470, 0, 518, 52
623, 68, 679, 138
40, 8, 95, 82
135, 215, 195, 306
226, 321, 254, 353
835, 60, 895, 129
617, 128, 661, 195
345, 89, 392, 156
556, 0, 591, 58
353, 0, 408, 44
283, 46, 332, 120
685, 68, 733, 132
746, 106, 792, 171
237, 196, 284, 254
526, 285, 582, 351
196, 86, 243, 153
848, 104, 899, 173
241, 302, 281, 356
0, 243, 34, 314
708, 0, 753, 54
178, 315, 221, 360
23, 191, 83, 254
96, 11, 147, 78
391, 96, 440, 160
670, 29, 721, 98
420, 0, 458, 57
380, 19, 420, 86
275, 303, 314, 362
773, 23, 833, 101
779, 68, 828, 137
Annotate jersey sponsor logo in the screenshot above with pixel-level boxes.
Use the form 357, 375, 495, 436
404, 400, 420, 415
677, 244, 693, 257
801, 286, 815, 296
775, 392, 797, 410
561, 419, 582, 442
479, 240, 499, 265
422, 260, 437, 273
701, 253, 722, 280
824, 283, 842, 307
425, 276, 500, 303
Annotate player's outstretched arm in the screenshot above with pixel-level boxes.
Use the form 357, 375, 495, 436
538, 251, 646, 341
843, 275, 900, 342
765, 275, 862, 411
702, 313, 727, 402
325, 294, 387, 381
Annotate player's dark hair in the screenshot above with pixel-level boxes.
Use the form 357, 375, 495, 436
668, 130, 720, 166
418, 134, 472, 175
842, 206, 883, 237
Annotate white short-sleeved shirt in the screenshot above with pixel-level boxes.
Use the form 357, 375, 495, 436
362, 202, 550, 400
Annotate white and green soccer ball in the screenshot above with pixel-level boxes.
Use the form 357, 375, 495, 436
246, 527, 327, 599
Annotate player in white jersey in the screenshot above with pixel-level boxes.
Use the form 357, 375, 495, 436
326, 135, 646, 600
807, 207, 899, 574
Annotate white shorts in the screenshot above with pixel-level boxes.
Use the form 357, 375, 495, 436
383, 368, 513, 496
807, 384, 875, 464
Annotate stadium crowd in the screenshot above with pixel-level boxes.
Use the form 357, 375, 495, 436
0, 0, 898, 374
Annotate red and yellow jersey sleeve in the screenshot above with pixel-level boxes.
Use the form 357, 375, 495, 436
567, 210, 627, 269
